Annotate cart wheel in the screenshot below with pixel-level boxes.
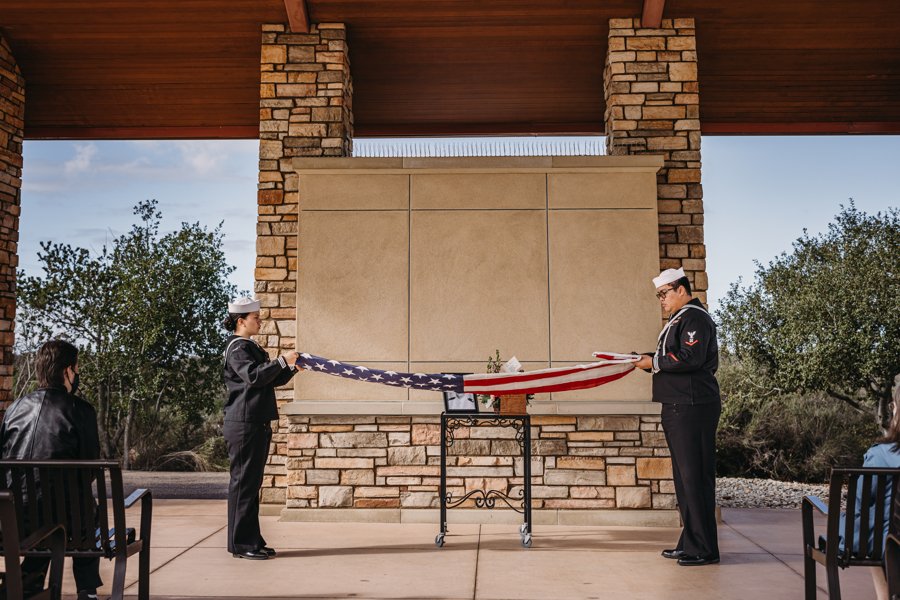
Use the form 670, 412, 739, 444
435, 533, 445, 547
521, 533, 532, 548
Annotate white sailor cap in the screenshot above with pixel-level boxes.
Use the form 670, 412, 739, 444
228, 296, 261, 314
652, 267, 686, 288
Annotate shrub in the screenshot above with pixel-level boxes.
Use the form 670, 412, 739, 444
716, 359, 878, 482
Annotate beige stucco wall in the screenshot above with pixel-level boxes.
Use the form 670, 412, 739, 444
286, 156, 664, 417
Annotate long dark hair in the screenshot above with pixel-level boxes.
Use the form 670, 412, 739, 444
878, 379, 900, 450
35, 340, 78, 389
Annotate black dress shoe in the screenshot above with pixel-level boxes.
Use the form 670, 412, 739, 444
661, 548, 686, 560
232, 550, 269, 560
261, 546, 277, 557
677, 555, 720, 566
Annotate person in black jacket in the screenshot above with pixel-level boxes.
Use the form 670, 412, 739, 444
1, 340, 102, 600
635, 268, 721, 566
222, 297, 299, 560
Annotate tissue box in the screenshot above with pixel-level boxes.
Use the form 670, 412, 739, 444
497, 394, 527, 415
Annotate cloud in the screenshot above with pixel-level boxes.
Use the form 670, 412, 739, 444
174, 141, 236, 176
21, 181, 65, 193
64, 143, 98, 175
131, 140, 258, 178
23, 141, 259, 198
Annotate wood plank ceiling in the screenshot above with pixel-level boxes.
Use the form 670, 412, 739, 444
0, 0, 898, 139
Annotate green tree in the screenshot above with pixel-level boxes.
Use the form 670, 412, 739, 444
16, 200, 237, 468
717, 203, 899, 428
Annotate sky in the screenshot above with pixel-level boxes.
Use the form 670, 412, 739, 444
19, 136, 900, 313
20, 139, 260, 296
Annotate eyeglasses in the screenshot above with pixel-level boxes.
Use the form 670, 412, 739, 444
656, 286, 677, 300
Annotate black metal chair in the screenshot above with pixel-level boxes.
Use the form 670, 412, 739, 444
803, 467, 900, 600
0, 460, 151, 600
0, 489, 66, 600
885, 533, 900, 599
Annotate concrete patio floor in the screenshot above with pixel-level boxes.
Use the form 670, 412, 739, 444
61, 500, 879, 600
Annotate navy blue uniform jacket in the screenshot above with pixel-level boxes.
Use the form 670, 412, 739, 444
223, 336, 296, 423
651, 298, 721, 405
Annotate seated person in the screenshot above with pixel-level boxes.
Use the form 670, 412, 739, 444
0, 340, 102, 600
837, 389, 900, 600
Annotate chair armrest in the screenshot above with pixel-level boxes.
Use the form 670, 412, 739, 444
19, 524, 65, 551
801, 495, 829, 550
802, 495, 829, 516
124, 487, 152, 551
886, 534, 900, 596
124, 488, 151, 509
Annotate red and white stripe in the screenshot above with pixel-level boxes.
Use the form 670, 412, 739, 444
462, 352, 639, 395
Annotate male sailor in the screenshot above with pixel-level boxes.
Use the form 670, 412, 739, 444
634, 268, 721, 566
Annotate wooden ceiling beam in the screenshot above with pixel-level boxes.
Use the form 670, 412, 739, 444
641, 0, 666, 28
24, 125, 260, 140
353, 121, 604, 137
283, 0, 309, 33
702, 121, 900, 135
23, 122, 900, 140
5, 0, 900, 138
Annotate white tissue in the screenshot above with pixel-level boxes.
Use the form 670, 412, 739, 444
501, 356, 523, 373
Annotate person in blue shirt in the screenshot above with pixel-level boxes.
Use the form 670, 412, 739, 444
839, 386, 900, 600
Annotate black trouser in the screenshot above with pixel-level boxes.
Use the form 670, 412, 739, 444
661, 401, 721, 559
21, 555, 102, 594
17, 499, 102, 594
223, 420, 272, 554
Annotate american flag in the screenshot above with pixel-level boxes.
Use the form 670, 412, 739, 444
295, 352, 638, 395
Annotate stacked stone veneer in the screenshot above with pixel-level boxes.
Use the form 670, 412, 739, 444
257, 23, 353, 503
0, 36, 24, 410
283, 415, 674, 517
603, 18, 707, 304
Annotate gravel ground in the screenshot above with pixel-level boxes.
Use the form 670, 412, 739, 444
121, 471, 229, 499
717, 477, 829, 509
119, 471, 827, 508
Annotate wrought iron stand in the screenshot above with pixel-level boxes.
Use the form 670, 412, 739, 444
435, 412, 532, 548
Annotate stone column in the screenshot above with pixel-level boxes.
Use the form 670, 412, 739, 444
0, 36, 24, 410
256, 23, 353, 504
603, 18, 707, 304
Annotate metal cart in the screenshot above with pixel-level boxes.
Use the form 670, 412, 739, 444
435, 412, 533, 548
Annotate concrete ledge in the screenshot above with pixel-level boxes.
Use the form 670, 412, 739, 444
260, 503, 285, 517
282, 400, 661, 416
280, 508, 401, 523
280, 508, 680, 527
557, 509, 680, 527
293, 155, 664, 174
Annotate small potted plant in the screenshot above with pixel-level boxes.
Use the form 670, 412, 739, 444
477, 350, 533, 415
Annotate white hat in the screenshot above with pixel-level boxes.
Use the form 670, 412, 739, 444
228, 296, 261, 314
652, 267, 686, 288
